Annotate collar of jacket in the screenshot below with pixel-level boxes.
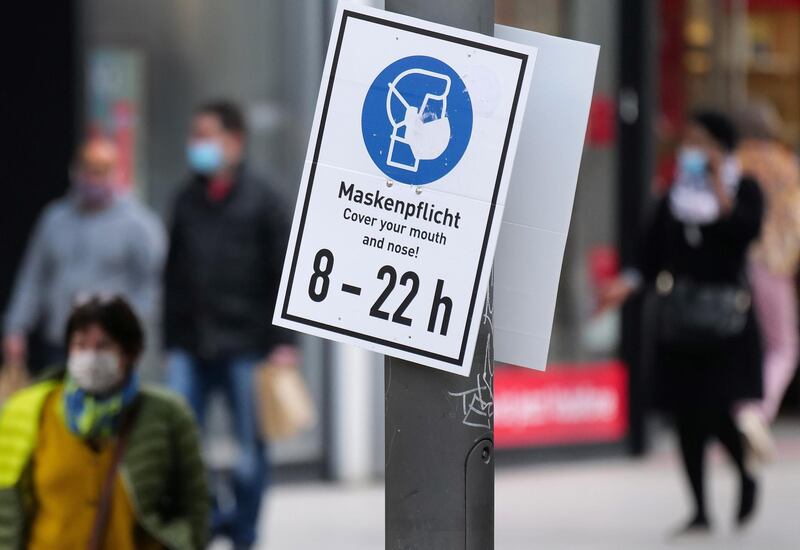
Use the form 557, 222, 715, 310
192, 162, 247, 206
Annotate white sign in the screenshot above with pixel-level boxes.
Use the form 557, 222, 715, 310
274, 3, 536, 375
493, 26, 599, 371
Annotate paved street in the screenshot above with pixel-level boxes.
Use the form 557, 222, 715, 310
249, 427, 800, 549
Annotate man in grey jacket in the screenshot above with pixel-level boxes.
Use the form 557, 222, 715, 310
3, 137, 166, 370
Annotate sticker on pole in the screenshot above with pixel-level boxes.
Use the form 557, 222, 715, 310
274, 3, 536, 376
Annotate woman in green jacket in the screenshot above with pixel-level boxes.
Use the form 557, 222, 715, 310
0, 296, 208, 549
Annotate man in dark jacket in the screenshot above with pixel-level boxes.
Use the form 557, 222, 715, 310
164, 100, 295, 549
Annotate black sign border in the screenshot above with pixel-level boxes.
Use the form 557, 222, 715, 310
281, 9, 529, 367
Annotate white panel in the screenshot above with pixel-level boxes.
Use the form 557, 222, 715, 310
493, 24, 599, 370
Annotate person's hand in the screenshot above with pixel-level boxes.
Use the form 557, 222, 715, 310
266, 345, 300, 369
706, 147, 724, 178
595, 277, 635, 316
3, 334, 27, 367
705, 147, 734, 215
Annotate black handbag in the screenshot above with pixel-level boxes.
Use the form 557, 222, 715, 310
655, 271, 751, 347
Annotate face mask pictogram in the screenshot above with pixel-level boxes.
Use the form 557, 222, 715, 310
362, 55, 473, 186
386, 69, 453, 172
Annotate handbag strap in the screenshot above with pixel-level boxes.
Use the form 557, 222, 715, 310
87, 400, 140, 550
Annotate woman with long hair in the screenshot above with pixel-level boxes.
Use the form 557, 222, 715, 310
735, 101, 800, 459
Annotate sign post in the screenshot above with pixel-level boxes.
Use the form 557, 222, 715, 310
273, 2, 537, 548
272, 0, 599, 543
382, 3, 495, 549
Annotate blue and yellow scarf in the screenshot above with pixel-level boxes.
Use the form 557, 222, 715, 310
61, 374, 139, 439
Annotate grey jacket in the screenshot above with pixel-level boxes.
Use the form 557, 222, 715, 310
4, 193, 166, 346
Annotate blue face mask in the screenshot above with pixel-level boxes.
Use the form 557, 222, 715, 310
187, 140, 224, 175
677, 147, 708, 178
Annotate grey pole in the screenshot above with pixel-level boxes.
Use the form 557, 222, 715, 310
383, 2, 495, 549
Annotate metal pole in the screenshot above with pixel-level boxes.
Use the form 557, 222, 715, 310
618, 0, 656, 457
383, 2, 495, 549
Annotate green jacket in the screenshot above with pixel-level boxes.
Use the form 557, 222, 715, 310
0, 378, 209, 550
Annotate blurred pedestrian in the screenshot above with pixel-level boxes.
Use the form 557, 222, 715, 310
0, 295, 208, 549
598, 110, 764, 533
164, 100, 296, 549
2, 137, 166, 372
735, 101, 800, 460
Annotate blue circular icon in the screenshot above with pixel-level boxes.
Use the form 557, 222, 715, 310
361, 55, 473, 185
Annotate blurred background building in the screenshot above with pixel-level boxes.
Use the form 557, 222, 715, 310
3, 0, 800, 482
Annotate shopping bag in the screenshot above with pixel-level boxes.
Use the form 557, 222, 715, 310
0, 363, 30, 406
256, 363, 317, 441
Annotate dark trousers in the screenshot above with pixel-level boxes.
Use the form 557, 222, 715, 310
167, 348, 269, 547
674, 410, 748, 521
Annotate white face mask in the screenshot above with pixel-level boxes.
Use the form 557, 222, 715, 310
67, 350, 125, 394
404, 107, 452, 161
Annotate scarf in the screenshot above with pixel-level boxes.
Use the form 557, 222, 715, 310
61, 373, 139, 440
669, 156, 741, 225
